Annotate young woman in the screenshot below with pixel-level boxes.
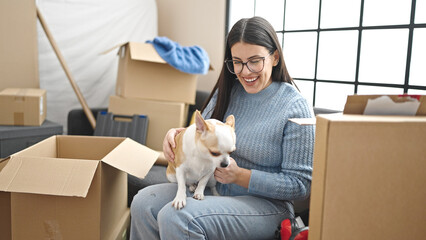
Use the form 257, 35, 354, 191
130, 16, 315, 240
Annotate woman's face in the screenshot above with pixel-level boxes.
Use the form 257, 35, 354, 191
230, 42, 279, 94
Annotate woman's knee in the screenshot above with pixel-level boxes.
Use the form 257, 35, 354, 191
157, 204, 184, 226
157, 200, 208, 238
130, 187, 153, 219
131, 183, 178, 218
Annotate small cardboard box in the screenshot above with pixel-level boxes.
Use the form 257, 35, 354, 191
0, 0, 39, 91
0, 135, 159, 240
0, 88, 46, 126
115, 42, 204, 104
108, 95, 188, 151
309, 95, 426, 240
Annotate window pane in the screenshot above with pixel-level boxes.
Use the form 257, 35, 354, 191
228, 0, 254, 32
357, 85, 403, 94
294, 79, 314, 106
283, 32, 317, 79
359, 29, 408, 85
317, 30, 358, 81
409, 28, 426, 86
315, 82, 354, 111
363, 0, 411, 26
416, 0, 426, 24
255, 0, 285, 31
284, 0, 319, 30
408, 89, 426, 94
320, 0, 361, 28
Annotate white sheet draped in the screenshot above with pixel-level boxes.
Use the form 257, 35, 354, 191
36, 0, 158, 132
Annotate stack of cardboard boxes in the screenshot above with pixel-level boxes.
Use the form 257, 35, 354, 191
0, 2, 160, 240
0, 0, 63, 159
107, 41, 204, 151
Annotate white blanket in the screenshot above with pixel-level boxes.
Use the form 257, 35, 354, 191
36, 0, 158, 133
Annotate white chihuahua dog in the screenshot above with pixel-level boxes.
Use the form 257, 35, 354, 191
166, 110, 236, 209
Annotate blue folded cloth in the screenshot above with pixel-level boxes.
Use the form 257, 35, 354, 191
146, 37, 210, 75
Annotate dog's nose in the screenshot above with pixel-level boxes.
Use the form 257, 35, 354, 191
220, 158, 229, 168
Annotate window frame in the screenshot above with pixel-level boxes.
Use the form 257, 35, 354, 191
226, 0, 426, 109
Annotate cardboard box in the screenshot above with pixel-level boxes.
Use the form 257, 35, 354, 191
115, 42, 202, 104
0, 88, 46, 126
0, 159, 11, 240
0, 120, 63, 158
309, 95, 426, 240
0, 135, 159, 240
0, 0, 39, 91
108, 95, 188, 151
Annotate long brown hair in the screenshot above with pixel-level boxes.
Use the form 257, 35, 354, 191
201, 16, 295, 121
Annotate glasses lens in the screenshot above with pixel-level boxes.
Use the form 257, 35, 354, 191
247, 58, 264, 73
225, 57, 266, 74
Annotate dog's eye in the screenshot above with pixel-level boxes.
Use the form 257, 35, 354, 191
210, 151, 221, 157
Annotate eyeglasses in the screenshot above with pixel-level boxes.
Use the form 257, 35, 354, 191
225, 53, 272, 74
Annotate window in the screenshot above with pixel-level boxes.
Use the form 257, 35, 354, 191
227, 0, 426, 110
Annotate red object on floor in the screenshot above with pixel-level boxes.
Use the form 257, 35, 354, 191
279, 218, 308, 240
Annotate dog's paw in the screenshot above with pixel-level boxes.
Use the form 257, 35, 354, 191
189, 183, 197, 192
193, 192, 205, 200
172, 197, 186, 210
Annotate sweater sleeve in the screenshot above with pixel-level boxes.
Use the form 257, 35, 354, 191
248, 98, 315, 200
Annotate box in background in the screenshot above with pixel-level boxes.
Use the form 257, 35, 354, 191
115, 42, 202, 104
108, 95, 188, 151
0, 88, 46, 126
0, 120, 63, 158
309, 95, 426, 240
0, 135, 159, 240
0, 0, 39, 91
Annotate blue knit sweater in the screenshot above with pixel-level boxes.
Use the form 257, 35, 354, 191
203, 81, 315, 201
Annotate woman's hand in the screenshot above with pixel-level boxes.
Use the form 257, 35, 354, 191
162, 128, 185, 163
214, 157, 251, 188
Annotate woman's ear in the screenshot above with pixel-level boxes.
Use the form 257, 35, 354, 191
273, 50, 279, 66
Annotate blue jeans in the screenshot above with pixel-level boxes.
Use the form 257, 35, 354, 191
130, 183, 294, 240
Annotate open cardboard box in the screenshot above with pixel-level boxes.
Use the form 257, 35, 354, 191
0, 88, 46, 126
0, 135, 159, 240
113, 42, 212, 105
307, 95, 426, 240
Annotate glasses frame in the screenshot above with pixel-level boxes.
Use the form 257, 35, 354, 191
224, 52, 273, 74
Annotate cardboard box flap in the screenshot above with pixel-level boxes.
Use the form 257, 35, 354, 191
289, 118, 317, 125
0, 156, 98, 197
102, 138, 159, 179
343, 95, 426, 116
127, 42, 214, 70
129, 42, 167, 64
100, 42, 127, 55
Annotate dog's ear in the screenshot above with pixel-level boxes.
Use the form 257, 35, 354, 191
225, 115, 235, 129
195, 110, 208, 133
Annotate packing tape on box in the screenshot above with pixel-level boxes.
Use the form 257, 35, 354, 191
14, 89, 27, 101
